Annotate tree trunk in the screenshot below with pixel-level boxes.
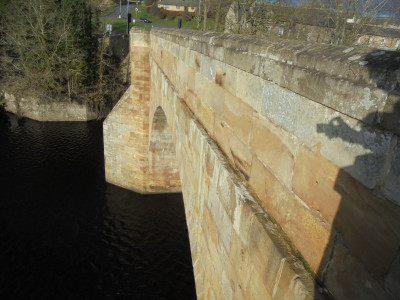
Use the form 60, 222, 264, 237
214, 1, 222, 31
203, 0, 207, 30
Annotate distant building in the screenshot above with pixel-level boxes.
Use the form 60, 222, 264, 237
157, 0, 198, 14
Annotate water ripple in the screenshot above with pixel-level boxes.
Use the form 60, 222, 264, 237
0, 109, 196, 299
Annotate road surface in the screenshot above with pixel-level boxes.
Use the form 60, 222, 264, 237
101, 4, 136, 20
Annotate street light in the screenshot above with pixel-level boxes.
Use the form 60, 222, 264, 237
127, 0, 130, 34
197, 0, 202, 29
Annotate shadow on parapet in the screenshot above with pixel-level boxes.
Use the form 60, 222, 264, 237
314, 50, 400, 299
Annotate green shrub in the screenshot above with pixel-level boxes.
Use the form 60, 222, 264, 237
149, 4, 166, 19
183, 12, 192, 22
166, 13, 176, 21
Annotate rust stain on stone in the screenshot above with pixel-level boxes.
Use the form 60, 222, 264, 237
215, 72, 226, 86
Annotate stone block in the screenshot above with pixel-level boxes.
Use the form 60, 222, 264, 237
235, 70, 264, 113
189, 80, 216, 135
186, 65, 197, 90
385, 253, 400, 298
216, 166, 238, 222
229, 135, 253, 181
382, 141, 400, 206
189, 49, 201, 71
261, 81, 393, 189
213, 116, 235, 164
221, 270, 234, 299
272, 259, 314, 300
247, 216, 286, 295
292, 147, 342, 224
325, 243, 392, 300
232, 193, 257, 247
222, 93, 255, 144
249, 157, 332, 275
214, 61, 238, 97
261, 59, 286, 86
381, 91, 400, 136
202, 83, 226, 118
200, 54, 216, 82
224, 46, 262, 77
250, 116, 297, 189
244, 266, 273, 300
210, 44, 225, 62
229, 232, 253, 289
207, 192, 234, 254
288, 67, 386, 123
293, 146, 400, 276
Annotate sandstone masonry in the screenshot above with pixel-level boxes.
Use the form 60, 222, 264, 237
104, 27, 400, 299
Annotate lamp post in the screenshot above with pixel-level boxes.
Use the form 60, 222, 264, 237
119, 0, 121, 18
197, 0, 202, 29
127, 0, 130, 34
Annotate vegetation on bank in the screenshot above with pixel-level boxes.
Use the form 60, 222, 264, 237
99, 3, 224, 32
137, 4, 202, 29
100, 18, 152, 33
0, 0, 6, 13
100, 3, 117, 17
0, 0, 127, 115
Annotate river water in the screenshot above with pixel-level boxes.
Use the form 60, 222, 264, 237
0, 108, 196, 299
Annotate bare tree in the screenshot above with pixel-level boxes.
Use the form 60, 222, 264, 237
225, 0, 395, 46
299, 0, 393, 45
1, 0, 98, 100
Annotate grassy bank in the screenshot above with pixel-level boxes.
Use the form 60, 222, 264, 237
99, 4, 220, 32
134, 4, 219, 30
100, 18, 151, 33
99, 3, 117, 17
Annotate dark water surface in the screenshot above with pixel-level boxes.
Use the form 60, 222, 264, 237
0, 108, 196, 299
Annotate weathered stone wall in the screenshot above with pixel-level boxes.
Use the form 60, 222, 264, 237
150, 58, 320, 300
104, 27, 400, 299
103, 30, 180, 193
1, 92, 98, 121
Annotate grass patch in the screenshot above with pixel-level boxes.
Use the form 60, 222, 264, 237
99, 4, 223, 33
133, 5, 221, 30
100, 18, 151, 33
99, 3, 117, 17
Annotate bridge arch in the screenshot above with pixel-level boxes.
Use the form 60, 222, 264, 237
148, 106, 180, 193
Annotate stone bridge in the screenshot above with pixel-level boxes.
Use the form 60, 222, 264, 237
103, 27, 400, 299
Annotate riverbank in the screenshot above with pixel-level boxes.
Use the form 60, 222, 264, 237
1, 92, 102, 122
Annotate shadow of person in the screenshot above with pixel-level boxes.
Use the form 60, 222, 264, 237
314, 91, 400, 297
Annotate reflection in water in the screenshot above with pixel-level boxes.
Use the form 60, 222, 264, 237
0, 108, 196, 299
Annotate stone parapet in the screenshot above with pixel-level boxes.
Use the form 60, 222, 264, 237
151, 28, 400, 133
